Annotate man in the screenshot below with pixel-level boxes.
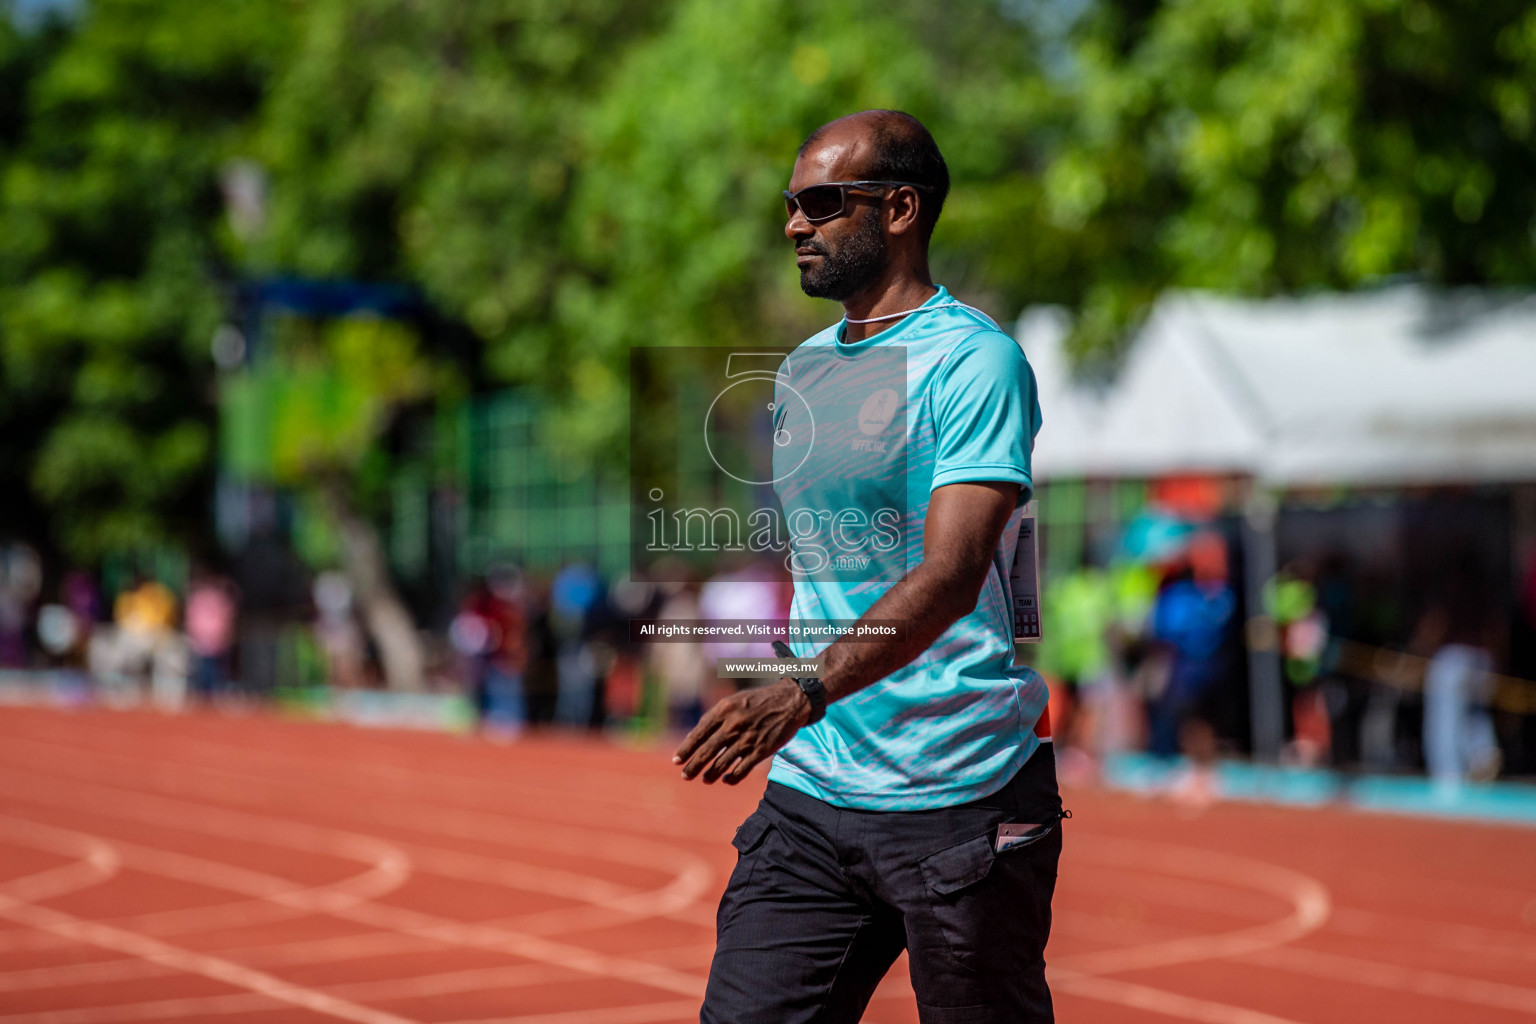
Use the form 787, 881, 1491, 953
674, 110, 1058, 1023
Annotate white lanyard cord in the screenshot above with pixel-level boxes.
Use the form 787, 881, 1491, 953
843, 301, 989, 325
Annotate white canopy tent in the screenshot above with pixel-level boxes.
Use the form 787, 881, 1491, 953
1020, 286, 1536, 487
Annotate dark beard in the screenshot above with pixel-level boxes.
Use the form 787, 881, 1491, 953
798, 208, 887, 301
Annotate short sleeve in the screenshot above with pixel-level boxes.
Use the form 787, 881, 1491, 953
929, 329, 1042, 503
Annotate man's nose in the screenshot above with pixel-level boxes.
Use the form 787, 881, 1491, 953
785, 206, 813, 241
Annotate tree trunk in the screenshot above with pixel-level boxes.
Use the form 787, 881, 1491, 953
322, 481, 426, 692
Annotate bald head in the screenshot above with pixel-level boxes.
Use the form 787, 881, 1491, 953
799, 110, 950, 238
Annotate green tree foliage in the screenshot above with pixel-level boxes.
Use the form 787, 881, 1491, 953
5, 0, 1536, 566
245, 0, 1051, 458
0, 0, 290, 560
247, 1, 663, 416
553, 0, 1049, 452
1043, 0, 1536, 356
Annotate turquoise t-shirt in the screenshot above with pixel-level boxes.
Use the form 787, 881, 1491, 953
766, 286, 1049, 810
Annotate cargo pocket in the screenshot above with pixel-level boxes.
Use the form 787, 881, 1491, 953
918, 831, 997, 969
920, 832, 997, 897
731, 812, 774, 855
918, 817, 1063, 971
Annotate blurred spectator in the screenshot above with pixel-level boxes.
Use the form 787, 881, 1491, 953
1148, 531, 1236, 798
1072, 561, 1160, 776
1036, 565, 1115, 783
186, 572, 239, 699
452, 566, 529, 737
0, 543, 42, 668
1265, 563, 1331, 766
115, 575, 177, 636
35, 604, 82, 665
104, 574, 186, 707
550, 563, 605, 728
1313, 552, 1370, 770
314, 571, 367, 689
1415, 564, 1505, 789
38, 565, 94, 669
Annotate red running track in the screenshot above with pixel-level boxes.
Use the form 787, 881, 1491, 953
0, 706, 1534, 1023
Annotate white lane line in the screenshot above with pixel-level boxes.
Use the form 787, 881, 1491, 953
0, 818, 419, 1024
1242, 945, 1536, 1015
1040, 833, 1333, 1024
0, 820, 119, 905
0, 895, 354, 984
1050, 970, 1309, 1024
0, 739, 717, 985
0, 775, 415, 992
442, 1001, 701, 1024
1053, 835, 1331, 977
0, 770, 709, 1000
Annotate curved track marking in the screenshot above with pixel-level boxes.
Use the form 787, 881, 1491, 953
0, 767, 711, 1000
1053, 834, 1331, 977
0, 736, 720, 983
0, 772, 414, 994
0, 753, 416, 909
0, 819, 418, 1024
0, 819, 119, 905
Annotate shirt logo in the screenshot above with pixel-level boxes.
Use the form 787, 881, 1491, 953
858, 388, 899, 434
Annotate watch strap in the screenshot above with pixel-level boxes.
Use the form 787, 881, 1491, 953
795, 675, 826, 725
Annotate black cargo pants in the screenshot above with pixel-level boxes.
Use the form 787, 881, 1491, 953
700, 747, 1063, 1024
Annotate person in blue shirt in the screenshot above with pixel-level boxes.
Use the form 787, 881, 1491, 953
673, 110, 1061, 1023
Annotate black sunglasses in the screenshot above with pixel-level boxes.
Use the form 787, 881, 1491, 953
783, 180, 935, 224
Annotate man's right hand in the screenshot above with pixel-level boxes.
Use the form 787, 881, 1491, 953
673, 679, 810, 785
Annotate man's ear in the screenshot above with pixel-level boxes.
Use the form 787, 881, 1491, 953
886, 186, 924, 237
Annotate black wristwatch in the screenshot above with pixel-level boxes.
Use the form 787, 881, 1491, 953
793, 675, 827, 725
772, 640, 826, 725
